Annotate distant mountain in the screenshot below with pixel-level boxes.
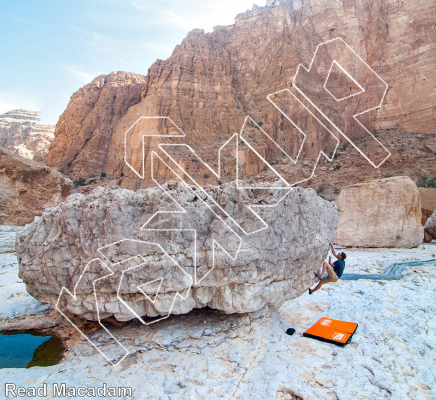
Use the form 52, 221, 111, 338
0, 109, 54, 162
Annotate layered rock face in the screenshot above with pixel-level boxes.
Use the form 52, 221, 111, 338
16, 183, 337, 321
0, 110, 54, 161
47, 0, 436, 192
0, 149, 72, 226
46, 72, 146, 178
335, 176, 423, 248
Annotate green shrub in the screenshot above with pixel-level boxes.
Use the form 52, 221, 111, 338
73, 177, 86, 187
429, 177, 436, 188
100, 172, 106, 178
418, 175, 436, 188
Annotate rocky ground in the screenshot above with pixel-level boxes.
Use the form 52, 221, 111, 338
264, 129, 436, 202
0, 227, 435, 399
0, 148, 73, 226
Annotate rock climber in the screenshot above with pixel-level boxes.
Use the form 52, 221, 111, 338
309, 243, 346, 295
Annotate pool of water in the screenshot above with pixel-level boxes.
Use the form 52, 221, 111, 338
0, 332, 65, 369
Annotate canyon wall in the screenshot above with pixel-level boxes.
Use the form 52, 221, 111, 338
46, 71, 146, 178
47, 0, 436, 193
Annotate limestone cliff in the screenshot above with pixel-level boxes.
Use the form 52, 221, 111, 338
47, 0, 436, 194
0, 109, 54, 162
47, 71, 147, 177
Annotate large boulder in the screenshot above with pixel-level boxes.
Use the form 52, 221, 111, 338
335, 176, 423, 248
0, 148, 72, 226
16, 183, 337, 321
419, 187, 436, 226
424, 210, 436, 241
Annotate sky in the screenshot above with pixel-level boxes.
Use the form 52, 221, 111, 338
0, 0, 259, 125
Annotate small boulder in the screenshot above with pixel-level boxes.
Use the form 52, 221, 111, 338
335, 176, 423, 248
424, 230, 433, 242
424, 209, 436, 240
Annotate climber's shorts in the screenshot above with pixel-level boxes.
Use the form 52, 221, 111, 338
324, 265, 339, 283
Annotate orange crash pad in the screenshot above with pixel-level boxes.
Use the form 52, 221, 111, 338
303, 317, 358, 346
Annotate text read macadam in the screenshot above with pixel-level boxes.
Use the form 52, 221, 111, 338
5, 383, 133, 398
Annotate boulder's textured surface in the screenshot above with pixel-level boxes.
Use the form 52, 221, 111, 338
0, 109, 54, 161
424, 209, 436, 240
0, 148, 72, 226
335, 176, 423, 248
46, 0, 436, 195
16, 183, 337, 321
419, 187, 436, 226
46, 71, 146, 178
